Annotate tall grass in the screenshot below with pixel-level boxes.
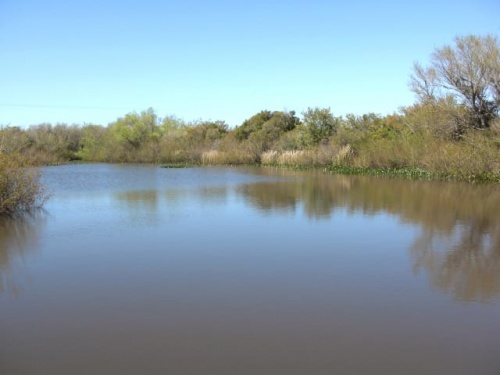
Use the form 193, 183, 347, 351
201, 150, 255, 165
325, 130, 499, 182
260, 145, 353, 167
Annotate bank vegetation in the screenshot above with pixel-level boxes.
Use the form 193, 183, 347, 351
1, 34, 499, 194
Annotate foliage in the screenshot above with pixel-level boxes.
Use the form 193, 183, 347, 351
235, 110, 299, 150
302, 107, 341, 145
234, 110, 274, 141
75, 125, 111, 161
273, 124, 310, 151
110, 107, 160, 149
231, 110, 300, 159
0, 153, 48, 216
1, 35, 499, 183
401, 98, 469, 139
410, 34, 500, 130
185, 120, 228, 146
0, 126, 33, 154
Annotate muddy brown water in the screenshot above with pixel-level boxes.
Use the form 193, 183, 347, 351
1, 164, 499, 374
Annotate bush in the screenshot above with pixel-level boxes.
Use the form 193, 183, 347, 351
0, 154, 48, 216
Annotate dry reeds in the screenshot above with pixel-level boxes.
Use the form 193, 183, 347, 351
261, 150, 314, 166
201, 150, 255, 165
261, 145, 355, 167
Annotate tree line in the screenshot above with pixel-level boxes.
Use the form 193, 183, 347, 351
1, 34, 499, 214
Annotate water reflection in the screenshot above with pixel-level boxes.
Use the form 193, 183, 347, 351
113, 186, 228, 213
164, 186, 228, 204
108, 169, 500, 301
411, 219, 500, 301
3, 166, 499, 304
114, 190, 160, 209
238, 170, 500, 301
0, 211, 46, 294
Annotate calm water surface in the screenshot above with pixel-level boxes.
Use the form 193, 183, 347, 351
1, 164, 499, 374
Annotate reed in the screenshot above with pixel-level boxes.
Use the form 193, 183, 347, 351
260, 150, 314, 166
260, 150, 278, 165
201, 150, 256, 165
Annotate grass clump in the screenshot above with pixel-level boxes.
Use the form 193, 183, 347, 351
324, 165, 500, 183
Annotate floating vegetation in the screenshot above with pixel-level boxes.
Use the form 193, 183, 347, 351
161, 163, 198, 169
323, 165, 500, 183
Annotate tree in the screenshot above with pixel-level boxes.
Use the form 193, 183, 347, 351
110, 108, 160, 149
234, 111, 273, 141
302, 107, 340, 144
410, 35, 500, 129
185, 120, 228, 145
0, 126, 33, 154
76, 125, 110, 161
234, 110, 299, 153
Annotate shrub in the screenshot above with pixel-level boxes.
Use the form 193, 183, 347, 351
0, 154, 48, 216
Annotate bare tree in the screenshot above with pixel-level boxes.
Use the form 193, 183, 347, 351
410, 35, 500, 129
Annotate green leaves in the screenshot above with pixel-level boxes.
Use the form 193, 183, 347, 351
111, 108, 159, 148
302, 107, 339, 145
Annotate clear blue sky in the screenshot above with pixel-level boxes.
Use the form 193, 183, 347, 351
1, 0, 499, 128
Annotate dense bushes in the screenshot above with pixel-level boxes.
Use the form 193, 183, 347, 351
1, 100, 499, 182
0, 153, 47, 215
0, 35, 498, 182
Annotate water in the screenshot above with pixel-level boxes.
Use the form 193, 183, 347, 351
1, 164, 499, 374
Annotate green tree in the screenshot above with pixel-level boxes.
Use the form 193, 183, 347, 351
236, 110, 299, 153
110, 108, 160, 148
160, 115, 187, 135
76, 125, 110, 161
234, 110, 273, 141
302, 107, 340, 144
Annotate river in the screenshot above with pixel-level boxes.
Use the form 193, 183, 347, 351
1, 164, 499, 374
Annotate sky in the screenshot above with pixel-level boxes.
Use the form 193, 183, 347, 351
1, 0, 499, 128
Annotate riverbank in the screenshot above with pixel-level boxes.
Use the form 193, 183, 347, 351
162, 162, 500, 184
2, 108, 499, 185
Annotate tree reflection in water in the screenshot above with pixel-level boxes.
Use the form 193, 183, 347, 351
411, 215, 500, 302
0, 211, 46, 295
2, 168, 498, 302
240, 169, 500, 301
